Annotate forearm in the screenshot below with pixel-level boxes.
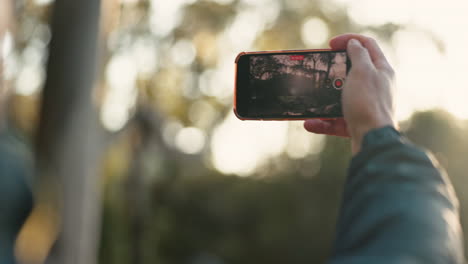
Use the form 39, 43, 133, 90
330, 126, 465, 264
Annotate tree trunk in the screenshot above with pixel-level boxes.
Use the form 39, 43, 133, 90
325, 54, 333, 83
35, 0, 103, 263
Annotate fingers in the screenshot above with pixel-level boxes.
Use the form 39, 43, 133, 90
329, 33, 366, 50
330, 33, 391, 70
303, 119, 350, 137
347, 39, 373, 71
304, 119, 330, 134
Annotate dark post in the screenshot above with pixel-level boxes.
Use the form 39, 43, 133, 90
35, 0, 102, 263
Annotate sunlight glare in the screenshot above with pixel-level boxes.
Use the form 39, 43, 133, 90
211, 112, 289, 176
348, 0, 410, 26
392, 29, 464, 120
301, 17, 329, 47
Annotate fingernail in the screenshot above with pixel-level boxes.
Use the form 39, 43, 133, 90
348, 39, 359, 46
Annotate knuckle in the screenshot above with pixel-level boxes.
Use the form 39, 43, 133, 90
364, 37, 377, 46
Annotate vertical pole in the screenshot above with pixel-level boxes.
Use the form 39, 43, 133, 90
36, 0, 102, 263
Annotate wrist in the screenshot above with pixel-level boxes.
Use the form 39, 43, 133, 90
350, 121, 398, 155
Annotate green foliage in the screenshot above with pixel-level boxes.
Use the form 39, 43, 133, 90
102, 170, 344, 264
100, 110, 468, 264
404, 110, 468, 251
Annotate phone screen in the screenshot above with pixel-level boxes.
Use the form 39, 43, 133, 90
235, 50, 349, 119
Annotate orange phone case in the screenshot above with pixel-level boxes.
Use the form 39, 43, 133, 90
234, 49, 342, 121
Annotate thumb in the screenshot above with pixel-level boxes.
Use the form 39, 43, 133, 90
347, 39, 372, 68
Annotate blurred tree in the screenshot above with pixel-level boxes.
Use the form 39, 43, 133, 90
9, 0, 463, 264
404, 110, 468, 255
318, 53, 335, 86
307, 53, 320, 87
97, 0, 403, 263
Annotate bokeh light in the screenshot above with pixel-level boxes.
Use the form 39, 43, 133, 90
33, 0, 54, 6
175, 126, 206, 154
211, 113, 289, 176
15, 40, 45, 96
301, 17, 329, 47
101, 53, 137, 131
150, 0, 196, 37
171, 39, 197, 67
286, 122, 325, 159
1, 31, 13, 59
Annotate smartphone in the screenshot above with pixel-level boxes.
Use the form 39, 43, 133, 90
234, 49, 350, 120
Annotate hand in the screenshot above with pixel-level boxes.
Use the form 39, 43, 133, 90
304, 34, 397, 154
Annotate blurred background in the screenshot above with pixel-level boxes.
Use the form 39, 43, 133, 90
1, 0, 468, 263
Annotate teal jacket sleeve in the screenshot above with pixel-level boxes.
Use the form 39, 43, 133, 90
329, 126, 465, 264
